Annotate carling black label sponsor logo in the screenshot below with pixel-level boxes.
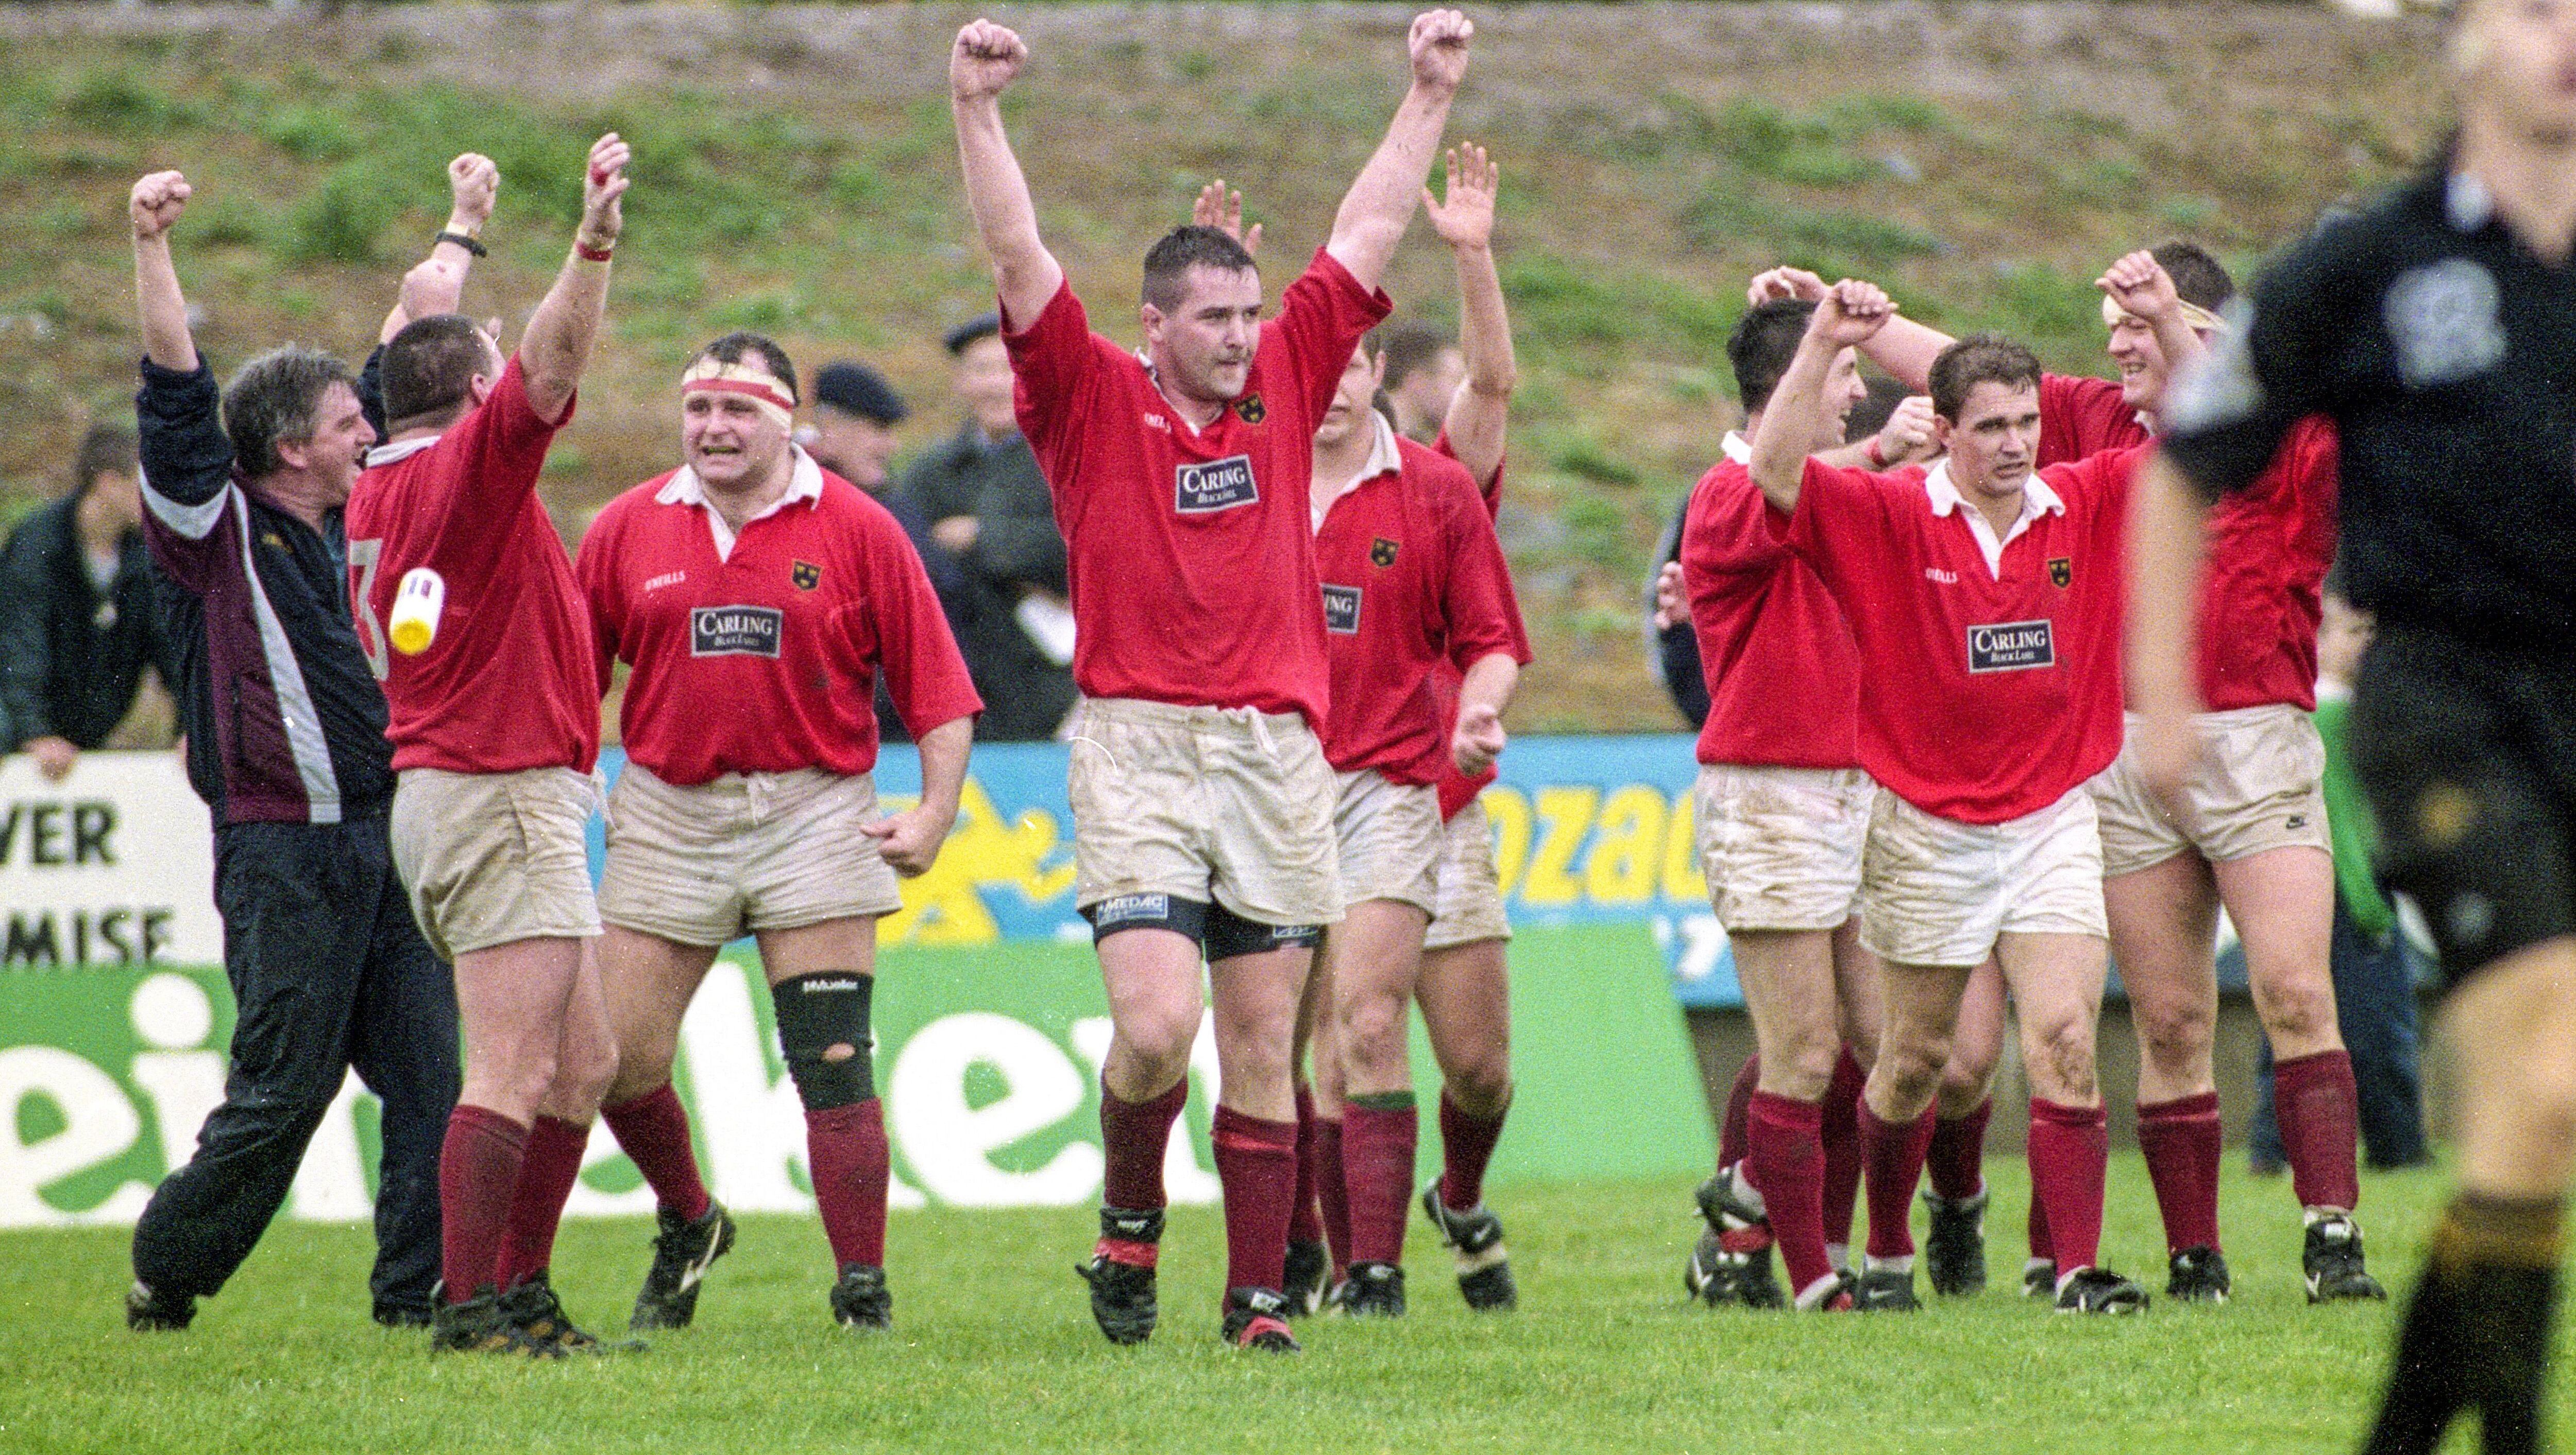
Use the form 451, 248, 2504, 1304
1175, 454, 1259, 514
1967, 619, 2055, 673
1321, 583, 1362, 634
691, 605, 785, 657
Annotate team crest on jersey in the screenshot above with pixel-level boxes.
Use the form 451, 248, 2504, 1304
1371, 537, 1400, 568
1321, 583, 1362, 634
2048, 557, 2072, 588
1233, 394, 1266, 425
791, 560, 821, 590
1967, 619, 2055, 673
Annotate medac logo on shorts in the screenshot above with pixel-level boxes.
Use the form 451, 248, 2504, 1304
1967, 619, 2055, 673
1175, 455, 1259, 514
1091, 892, 1171, 927
691, 605, 786, 657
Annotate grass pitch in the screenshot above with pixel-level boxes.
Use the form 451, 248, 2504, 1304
0, 1154, 2546, 1454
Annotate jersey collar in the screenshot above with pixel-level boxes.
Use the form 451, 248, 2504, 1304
1721, 430, 1752, 465
1923, 459, 2063, 580
1312, 412, 1403, 532
656, 444, 825, 562
364, 435, 442, 469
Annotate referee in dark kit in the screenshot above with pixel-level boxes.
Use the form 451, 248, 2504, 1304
2127, 3, 2576, 1450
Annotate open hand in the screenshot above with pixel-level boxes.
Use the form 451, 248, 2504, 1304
1191, 179, 1261, 258
1422, 143, 1497, 251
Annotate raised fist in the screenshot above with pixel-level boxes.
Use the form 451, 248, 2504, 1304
1873, 394, 1939, 466
1747, 265, 1828, 308
1422, 143, 1497, 251
1192, 178, 1262, 259
1813, 279, 1893, 347
580, 133, 631, 249
447, 153, 499, 234
1409, 9, 1472, 93
1453, 700, 1506, 777
2097, 249, 2179, 324
130, 171, 191, 241
952, 20, 1028, 102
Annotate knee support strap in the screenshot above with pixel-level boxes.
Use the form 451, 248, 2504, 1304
772, 972, 876, 1110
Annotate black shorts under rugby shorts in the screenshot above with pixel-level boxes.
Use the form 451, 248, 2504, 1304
2349, 625, 2576, 989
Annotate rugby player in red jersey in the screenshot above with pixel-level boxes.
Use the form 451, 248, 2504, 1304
344, 134, 630, 1355
1298, 327, 1528, 1321
950, 10, 1471, 1352
575, 333, 981, 1333
1749, 281, 2151, 1314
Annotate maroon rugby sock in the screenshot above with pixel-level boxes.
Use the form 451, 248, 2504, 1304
1927, 1096, 1993, 1203
1748, 1091, 1834, 1296
807, 1098, 890, 1268
2136, 1092, 2224, 1254
1718, 1056, 1759, 1171
1437, 1090, 1507, 1213
600, 1083, 713, 1223
1211, 1106, 1299, 1293
1099, 1076, 1188, 1212
1859, 1104, 1935, 1260
1819, 1047, 1867, 1249
494, 1114, 588, 1291
2028, 1098, 2109, 1274
1314, 1116, 1352, 1279
1288, 1082, 1325, 1244
439, 1104, 529, 1303
1343, 1096, 1419, 1267
2029, 1178, 2054, 1261
2274, 1049, 2363, 1212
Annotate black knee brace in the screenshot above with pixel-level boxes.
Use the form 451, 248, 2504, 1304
771, 972, 876, 1110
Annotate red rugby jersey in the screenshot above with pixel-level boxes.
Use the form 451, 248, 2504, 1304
346, 356, 599, 775
1427, 428, 1511, 819
2038, 372, 2149, 468
1314, 426, 1529, 783
1005, 248, 1391, 726
1782, 447, 2143, 824
2193, 416, 2338, 712
577, 451, 981, 786
1682, 437, 1866, 770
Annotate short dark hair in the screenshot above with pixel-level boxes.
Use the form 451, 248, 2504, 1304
1725, 299, 1818, 414
2150, 241, 2235, 312
380, 314, 496, 432
1371, 319, 1458, 392
1141, 226, 1258, 313
1927, 333, 2042, 421
222, 346, 357, 480
73, 424, 137, 497
691, 331, 800, 405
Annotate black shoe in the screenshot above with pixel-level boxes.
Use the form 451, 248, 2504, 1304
1853, 1262, 1921, 1312
631, 1200, 736, 1331
2022, 1258, 2058, 1299
2053, 1266, 2151, 1314
125, 1280, 195, 1331
830, 1263, 893, 1331
431, 1285, 565, 1357
1684, 1228, 1784, 1309
1078, 1206, 1163, 1346
1221, 1287, 1301, 1352
1923, 1188, 1989, 1297
502, 1271, 645, 1354
1691, 1169, 1785, 1309
372, 1301, 434, 1330
2166, 1245, 2232, 1304
2305, 1213, 2387, 1303
1421, 1182, 1517, 1311
1283, 1239, 1329, 1317
1335, 1261, 1406, 1317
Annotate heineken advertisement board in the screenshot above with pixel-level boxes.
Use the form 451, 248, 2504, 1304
0, 738, 1734, 1228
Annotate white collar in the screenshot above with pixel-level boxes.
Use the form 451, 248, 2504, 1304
657, 444, 826, 561
1923, 459, 2063, 580
2447, 171, 2496, 233
1312, 412, 1403, 532
364, 435, 443, 469
1721, 430, 1752, 465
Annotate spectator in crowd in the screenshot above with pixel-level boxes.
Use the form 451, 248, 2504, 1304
2248, 579, 2433, 1174
897, 313, 1077, 741
1376, 320, 1465, 443
1, 424, 179, 779
804, 360, 957, 744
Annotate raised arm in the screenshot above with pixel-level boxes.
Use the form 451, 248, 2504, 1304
1428, 143, 1515, 488
130, 172, 198, 374
379, 153, 499, 345
1751, 265, 1948, 392
951, 21, 1065, 328
1747, 280, 1892, 514
1325, 9, 1473, 292
517, 133, 629, 427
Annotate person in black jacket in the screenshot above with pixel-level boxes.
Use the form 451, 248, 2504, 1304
1, 425, 178, 777
118, 166, 460, 1336
896, 313, 1078, 740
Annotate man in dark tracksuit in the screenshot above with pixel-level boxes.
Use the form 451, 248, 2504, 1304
121, 167, 459, 1331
